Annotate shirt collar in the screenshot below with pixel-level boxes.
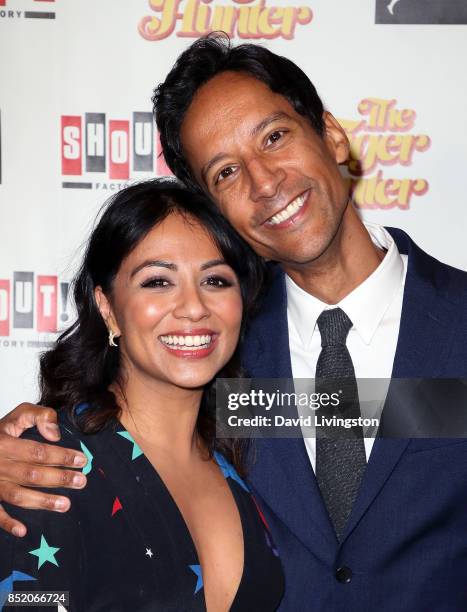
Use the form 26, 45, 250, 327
286, 222, 405, 349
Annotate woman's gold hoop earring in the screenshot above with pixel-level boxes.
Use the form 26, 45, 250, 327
109, 330, 119, 347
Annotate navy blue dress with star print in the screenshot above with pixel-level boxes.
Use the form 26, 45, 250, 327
0, 410, 284, 611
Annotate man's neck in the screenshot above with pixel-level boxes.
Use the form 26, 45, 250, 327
284, 205, 385, 305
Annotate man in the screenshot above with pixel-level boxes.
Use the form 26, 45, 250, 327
1, 35, 467, 610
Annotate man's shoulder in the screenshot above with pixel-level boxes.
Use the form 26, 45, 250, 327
387, 226, 467, 296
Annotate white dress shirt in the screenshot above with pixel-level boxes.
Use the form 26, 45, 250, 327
286, 222, 408, 471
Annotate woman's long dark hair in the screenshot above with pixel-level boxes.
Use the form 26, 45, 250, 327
39, 178, 266, 474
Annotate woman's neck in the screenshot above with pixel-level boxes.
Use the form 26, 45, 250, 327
113, 371, 205, 461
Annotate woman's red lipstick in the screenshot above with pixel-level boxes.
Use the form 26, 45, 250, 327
158, 330, 218, 359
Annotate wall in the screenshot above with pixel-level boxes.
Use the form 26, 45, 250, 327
1, 0, 466, 410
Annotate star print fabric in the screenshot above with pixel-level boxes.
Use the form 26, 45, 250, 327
0, 410, 284, 611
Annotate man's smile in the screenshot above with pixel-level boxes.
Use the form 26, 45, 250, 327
263, 189, 310, 228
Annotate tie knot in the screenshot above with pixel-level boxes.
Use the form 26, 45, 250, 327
317, 308, 352, 346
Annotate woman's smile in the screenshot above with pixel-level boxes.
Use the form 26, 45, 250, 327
97, 212, 243, 391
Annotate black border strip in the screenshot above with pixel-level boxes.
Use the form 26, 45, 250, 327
62, 182, 93, 189
24, 11, 56, 19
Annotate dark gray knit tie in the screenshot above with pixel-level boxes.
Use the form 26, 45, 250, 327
315, 308, 366, 540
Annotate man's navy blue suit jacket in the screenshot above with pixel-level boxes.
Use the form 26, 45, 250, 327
241, 228, 467, 612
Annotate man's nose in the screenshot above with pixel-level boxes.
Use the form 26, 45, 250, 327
247, 158, 286, 202
172, 285, 210, 321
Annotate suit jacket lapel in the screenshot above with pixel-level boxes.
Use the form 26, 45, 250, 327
342, 227, 461, 540
243, 267, 338, 556
248, 436, 338, 562
389, 227, 461, 378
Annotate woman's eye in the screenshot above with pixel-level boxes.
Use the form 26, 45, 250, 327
266, 130, 285, 146
216, 166, 235, 184
202, 275, 233, 288
140, 277, 171, 289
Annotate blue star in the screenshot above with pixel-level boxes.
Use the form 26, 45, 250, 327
80, 441, 94, 475
213, 451, 249, 491
189, 564, 203, 594
117, 431, 143, 460
0, 571, 36, 609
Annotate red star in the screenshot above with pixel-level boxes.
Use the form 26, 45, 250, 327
111, 497, 123, 516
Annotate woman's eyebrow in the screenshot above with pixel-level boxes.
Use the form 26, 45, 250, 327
130, 260, 177, 278
200, 259, 227, 271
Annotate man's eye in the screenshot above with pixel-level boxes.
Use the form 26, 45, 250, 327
216, 166, 235, 184
140, 277, 171, 288
266, 130, 285, 146
202, 275, 233, 288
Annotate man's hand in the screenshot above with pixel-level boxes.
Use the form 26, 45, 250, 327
0, 403, 88, 537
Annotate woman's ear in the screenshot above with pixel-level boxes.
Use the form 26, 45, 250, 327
94, 286, 121, 336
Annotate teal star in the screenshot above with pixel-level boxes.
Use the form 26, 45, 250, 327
29, 535, 60, 569
189, 564, 203, 594
80, 441, 93, 475
117, 431, 143, 460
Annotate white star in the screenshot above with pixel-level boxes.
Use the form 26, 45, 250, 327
145, 548, 154, 558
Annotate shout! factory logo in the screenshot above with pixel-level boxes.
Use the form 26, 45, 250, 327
339, 97, 431, 210
138, 0, 313, 41
0, 272, 71, 347
0, 0, 55, 21
375, 0, 467, 24
61, 112, 170, 191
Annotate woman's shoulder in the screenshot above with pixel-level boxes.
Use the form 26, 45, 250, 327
19, 408, 81, 448
18, 405, 115, 459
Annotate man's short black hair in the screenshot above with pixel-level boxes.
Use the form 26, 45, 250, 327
152, 33, 325, 192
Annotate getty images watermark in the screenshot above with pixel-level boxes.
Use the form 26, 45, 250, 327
215, 378, 467, 439
226, 388, 378, 431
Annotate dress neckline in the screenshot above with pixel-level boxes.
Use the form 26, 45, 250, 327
106, 418, 248, 611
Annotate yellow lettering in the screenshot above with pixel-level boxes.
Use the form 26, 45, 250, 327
338, 118, 365, 136
139, 0, 181, 40
237, 4, 251, 35
358, 98, 395, 130
194, 0, 211, 34
268, 7, 292, 39
389, 107, 415, 131
258, 6, 278, 36
357, 98, 418, 132
352, 173, 429, 209
211, 4, 236, 34
358, 134, 380, 174
179, 0, 197, 35
246, 2, 261, 36
141, 0, 311, 40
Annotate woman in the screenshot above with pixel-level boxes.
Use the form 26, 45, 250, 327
0, 179, 283, 611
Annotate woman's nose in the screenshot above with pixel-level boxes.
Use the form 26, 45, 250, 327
172, 285, 210, 321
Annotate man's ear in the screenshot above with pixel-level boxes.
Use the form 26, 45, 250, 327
322, 111, 350, 164
94, 286, 121, 336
